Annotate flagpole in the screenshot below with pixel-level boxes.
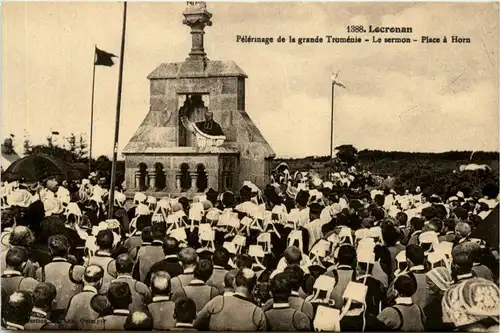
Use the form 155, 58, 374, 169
108, 1, 127, 218
89, 45, 97, 175
329, 80, 335, 181
330, 81, 335, 161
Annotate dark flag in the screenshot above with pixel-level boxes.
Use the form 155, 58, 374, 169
95, 47, 117, 67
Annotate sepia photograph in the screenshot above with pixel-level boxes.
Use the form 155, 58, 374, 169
1, 1, 499, 331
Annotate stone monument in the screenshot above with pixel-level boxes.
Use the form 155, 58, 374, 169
123, 2, 275, 197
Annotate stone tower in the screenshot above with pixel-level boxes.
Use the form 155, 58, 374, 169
123, 2, 275, 197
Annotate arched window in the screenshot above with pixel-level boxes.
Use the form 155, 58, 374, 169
155, 163, 166, 191
138, 163, 148, 191
196, 164, 208, 192
180, 163, 191, 191
178, 93, 210, 147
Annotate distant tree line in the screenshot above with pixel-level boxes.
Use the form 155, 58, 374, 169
272, 146, 499, 198
21, 134, 125, 185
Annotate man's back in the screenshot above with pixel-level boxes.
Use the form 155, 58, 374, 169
371, 262, 389, 288
134, 244, 164, 282
264, 306, 311, 331
102, 276, 151, 312
64, 289, 100, 330
195, 294, 267, 331
170, 271, 195, 296
86, 253, 117, 289
172, 281, 219, 312
207, 266, 228, 294
36, 260, 84, 311
147, 298, 176, 330
378, 303, 426, 331
146, 257, 183, 284
1, 251, 38, 278
262, 295, 314, 321
123, 236, 142, 254
2, 272, 38, 295
289, 294, 314, 320
356, 276, 384, 316
93, 312, 129, 330
410, 272, 431, 309
327, 267, 354, 310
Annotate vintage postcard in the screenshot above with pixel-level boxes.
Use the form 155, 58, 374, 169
1, 1, 499, 331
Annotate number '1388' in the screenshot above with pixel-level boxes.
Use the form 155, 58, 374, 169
347, 25, 365, 33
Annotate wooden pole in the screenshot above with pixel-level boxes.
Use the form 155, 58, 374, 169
108, 1, 127, 218
330, 82, 335, 160
329, 82, 335, 180
89, 46, 97, 174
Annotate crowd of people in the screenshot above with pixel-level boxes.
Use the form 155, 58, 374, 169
1, 167, 499, 331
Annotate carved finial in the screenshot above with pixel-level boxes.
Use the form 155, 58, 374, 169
186, 1, 207, 11
183, 2, 212, 61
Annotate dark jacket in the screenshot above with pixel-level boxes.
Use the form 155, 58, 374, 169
340, 313, 386, 332
356, 275, 385, 316
24, 200, 45, 234
145, 257, 182, 288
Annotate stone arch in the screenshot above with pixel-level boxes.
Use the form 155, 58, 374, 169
196, 163, 208, 192
137, 163, 148, 191
154, 162, 166, 191
179, 163, 191, 192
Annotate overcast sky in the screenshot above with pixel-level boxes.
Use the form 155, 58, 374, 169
2, 2, 498, 158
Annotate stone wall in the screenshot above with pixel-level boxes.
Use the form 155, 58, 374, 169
124, 152, 239, 193
149, 76, 240, 145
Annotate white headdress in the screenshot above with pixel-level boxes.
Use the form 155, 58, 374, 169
65, 202, 82, 223
57, 187, 71, 206
43, 197, 63, 216
7, 189, 32, 208
249, 245, 266, 270
133, 192, 147, 204
114, 191, 126, 207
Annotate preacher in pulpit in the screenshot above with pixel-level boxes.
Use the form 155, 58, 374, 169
195, 111, 225, 136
